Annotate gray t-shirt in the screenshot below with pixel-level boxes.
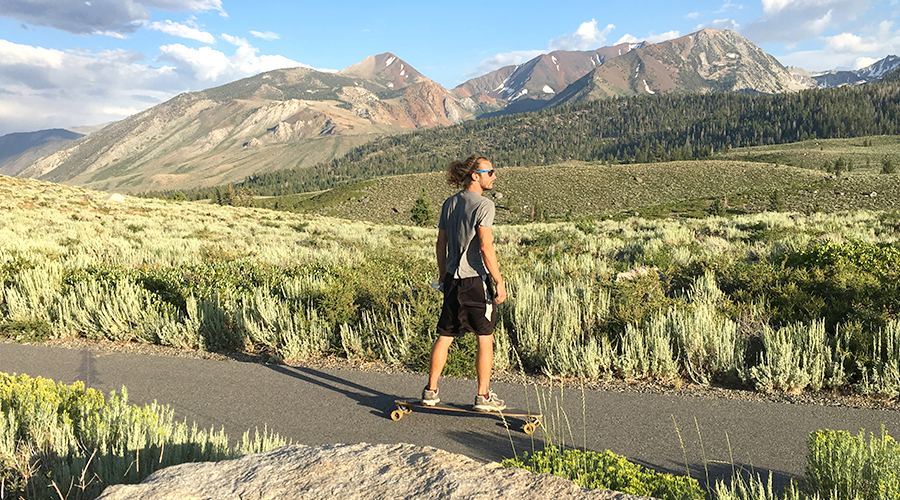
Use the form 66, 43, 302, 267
438, 190, 495, 279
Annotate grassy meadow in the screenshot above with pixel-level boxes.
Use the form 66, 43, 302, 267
711, 135, 900, 173
252, 136, 900, 225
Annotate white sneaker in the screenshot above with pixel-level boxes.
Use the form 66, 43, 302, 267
474, 390, 506, 412
422, 387, 440, 406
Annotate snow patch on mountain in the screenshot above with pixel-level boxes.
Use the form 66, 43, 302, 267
385, 56, 396, 67
543, 85, 555, 93
859, 55, 900, 79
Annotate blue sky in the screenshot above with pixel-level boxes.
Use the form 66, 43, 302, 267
0, 0, 898, 136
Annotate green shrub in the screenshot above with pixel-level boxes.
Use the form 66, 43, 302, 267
0, 318, 53, 342
616, 312, 679, 380
503, 446, 704, 500
787, 239, 900, 276
608, 271, 671, 333
714, 471, 810, 500
853, 319, 900, 398
0, 255, 36, 288
0, 372, 287, 500
671, 304, 742, 385
410, 188, 434, 226
505, 274, 612, 377
747, 320, 830, 393
805, 427, 900, 500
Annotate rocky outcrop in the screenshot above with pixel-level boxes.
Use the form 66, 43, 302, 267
97, 443, 652, 500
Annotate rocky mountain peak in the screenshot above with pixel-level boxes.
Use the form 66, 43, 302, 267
549, 29, 807, 106
452, 42, 641, 115
337, 52, 426, 90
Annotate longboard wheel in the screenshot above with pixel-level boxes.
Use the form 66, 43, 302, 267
523, 422, 537, 435
391, 409, 404, 421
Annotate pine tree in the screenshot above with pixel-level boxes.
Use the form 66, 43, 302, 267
768, 190, 784, 212
410, 188, 433, 226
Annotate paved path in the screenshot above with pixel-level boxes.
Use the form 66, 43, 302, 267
2, 341, 898, 490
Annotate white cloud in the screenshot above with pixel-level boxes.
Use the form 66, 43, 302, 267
718, 0, 744, 13
742, 0, 873, 44
469, 50, 545, 77
686, 12, 701, 19
771, 13, 900, 73
141, 0, 224, 14
221, 33, 250, 47
96, 31, 129, 39
0, 0, 224, 36
157, 38, 303, 83
0, 0, 148, 35
777, 48, 856, 71
149, 20, 215, 43
548, 20, 615, 51
0, 39, 181, 134
0, 39, 63, 68
0, 35, 307, 135
157, 44, 229, 81
795, 53, 886, 72
250, 31, 280, 41
761, 0, 793, 14
614, 31, 681, 45
696, 19, 741, 31
470, 20, 616, 77
855, 56, 879, 69
825, 32, 881, 52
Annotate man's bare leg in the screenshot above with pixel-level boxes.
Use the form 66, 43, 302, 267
475, 334, 494, 395
427, 335, 454, 390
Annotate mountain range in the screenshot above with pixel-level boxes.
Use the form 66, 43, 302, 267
3, 29, 899, 194
789, 55, 900, 88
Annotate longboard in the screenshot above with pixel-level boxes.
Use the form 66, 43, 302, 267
391, 399, 542, 434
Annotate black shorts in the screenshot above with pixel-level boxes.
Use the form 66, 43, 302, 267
436, 274, 497, 337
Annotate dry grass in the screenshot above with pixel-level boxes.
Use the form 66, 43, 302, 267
711, 135, 900, 173
263, 158, 900, 225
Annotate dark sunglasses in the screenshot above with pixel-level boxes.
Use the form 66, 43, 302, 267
475, 169, 495, 176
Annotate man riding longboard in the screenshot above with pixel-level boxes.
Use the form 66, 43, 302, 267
421, 154, 507, 412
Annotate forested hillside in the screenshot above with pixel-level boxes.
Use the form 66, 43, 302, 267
159, 69, 900, 200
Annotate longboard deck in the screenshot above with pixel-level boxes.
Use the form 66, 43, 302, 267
390, 399, 542, 434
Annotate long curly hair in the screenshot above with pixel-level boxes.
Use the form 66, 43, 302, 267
446, 154, 488, 188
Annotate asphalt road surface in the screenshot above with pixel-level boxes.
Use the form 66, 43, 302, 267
2, 341, 898, 491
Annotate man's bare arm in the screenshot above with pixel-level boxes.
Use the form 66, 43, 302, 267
477, 225, 506, 304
